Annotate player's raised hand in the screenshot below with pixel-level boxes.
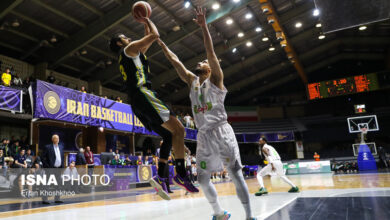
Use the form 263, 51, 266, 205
193, 7, 206, 27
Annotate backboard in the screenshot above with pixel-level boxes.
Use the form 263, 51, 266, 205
352, 142, 377, 156
347, 115, 379, 133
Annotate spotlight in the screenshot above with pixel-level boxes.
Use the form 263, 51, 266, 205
50, 35, 57, 43
226, 18, 233, 25
106, 60, 112, 65
313, 9, 320, 16
172, 25, 181, 31
262, 36, 269, 42
359, 26, 367, 31
237, 32, 244, 38
184, 1, 190, 8
245, 13, 253, 19
261, 3, 270, 14
255, 27, 262, 32
280, 40, 287, 48
212, 2, 220, 10
318, 34, 325, 40
316, 23, 322, 28
233, 0, 240, 3
246, 41, 252, 47
12, 19, 20, 27
98, 127, 104, 132
232, 48, 237, 53
295, 22, 302, 28
268, 45, 275, 51
287, 53, 293, 60
80, 49, 87, 55
267, 16, 275, 24
276, 32, 284, 41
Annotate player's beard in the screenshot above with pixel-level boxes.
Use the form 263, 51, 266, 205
194, 67, 207, 76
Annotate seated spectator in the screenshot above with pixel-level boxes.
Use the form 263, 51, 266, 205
152, 156, 158, 166
14, 149, 27, 168
190, 118, 196, 129
25, 149, 34, 168
23, 76, 34, 88
63, 161, 79, 180
144, 156, 150, 165
110, 155, 124, 165
0, 149, 6, 176
115, 149, 120, 157
76, 148, 87, 165
10, 140, 20, 158
0, 139, 10, 157
12, 73, 23, 87
116, 96, 122, 103
124, 156, 132, 165
80, 86, 87, 93
168, 156, 173, 166
314, 152, 320, 161
136, 156, 143, 165
1, 68, 12, 86
47, 73, 55, 83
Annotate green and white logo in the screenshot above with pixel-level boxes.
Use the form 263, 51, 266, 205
200, 161, 207, 169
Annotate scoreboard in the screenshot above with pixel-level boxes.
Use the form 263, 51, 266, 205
307, 73, 379, 100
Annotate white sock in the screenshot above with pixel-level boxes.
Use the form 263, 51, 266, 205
228, 166, 253, 219
281, 176, 296, 188
198, 172, 224, 216
257, 174, 265, 188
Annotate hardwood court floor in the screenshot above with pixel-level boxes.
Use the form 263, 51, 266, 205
0, 173, 389, 219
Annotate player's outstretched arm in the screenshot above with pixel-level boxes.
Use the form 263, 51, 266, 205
193, 7, 224, 89
157, 39, 195, 86
126, 18, 159, 56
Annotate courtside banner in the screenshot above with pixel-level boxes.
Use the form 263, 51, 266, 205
0, 85, 23, 113
33, 80, 134, 132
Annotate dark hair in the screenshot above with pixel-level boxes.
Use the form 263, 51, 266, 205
109, 33, 124, 53
260, 137, 267, 143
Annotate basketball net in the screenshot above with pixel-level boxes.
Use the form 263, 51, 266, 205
360, 127, 368, 144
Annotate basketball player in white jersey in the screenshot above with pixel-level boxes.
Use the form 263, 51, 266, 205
255, 137, 299, 196
156, 7, 256, 220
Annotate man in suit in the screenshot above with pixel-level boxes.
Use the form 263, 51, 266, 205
41, 134, 64, 204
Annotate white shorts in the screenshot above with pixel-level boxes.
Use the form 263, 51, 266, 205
258, 160, 285, 177
196, 123, 242, 174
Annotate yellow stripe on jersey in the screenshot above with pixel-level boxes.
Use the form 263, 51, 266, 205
140, 87, 169, 114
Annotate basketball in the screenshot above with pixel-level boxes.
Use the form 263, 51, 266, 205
132, 1, 152, 23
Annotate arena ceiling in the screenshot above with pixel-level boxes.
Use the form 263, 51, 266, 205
0, 0, 389, 106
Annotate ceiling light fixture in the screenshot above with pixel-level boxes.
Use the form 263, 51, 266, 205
212, 2, 220, 10
50, 35, 57, 43
359, 26, 367, 31
246, 41, 252, 47
245, 13, 253, 19
226, 18, 233, 25
184, 1, 190, 8
313, 9, 320, 16
12, 19, 20, 27
232, 48, 237, 53
316, 23, 322, 28
238, 32, 244, 38
295, 22, 302, 28
255, 27, 262, 32
269, 45, 275, 51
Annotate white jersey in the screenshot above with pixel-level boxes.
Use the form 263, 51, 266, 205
260, 144, 281, 163
189, 77, 228, 131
